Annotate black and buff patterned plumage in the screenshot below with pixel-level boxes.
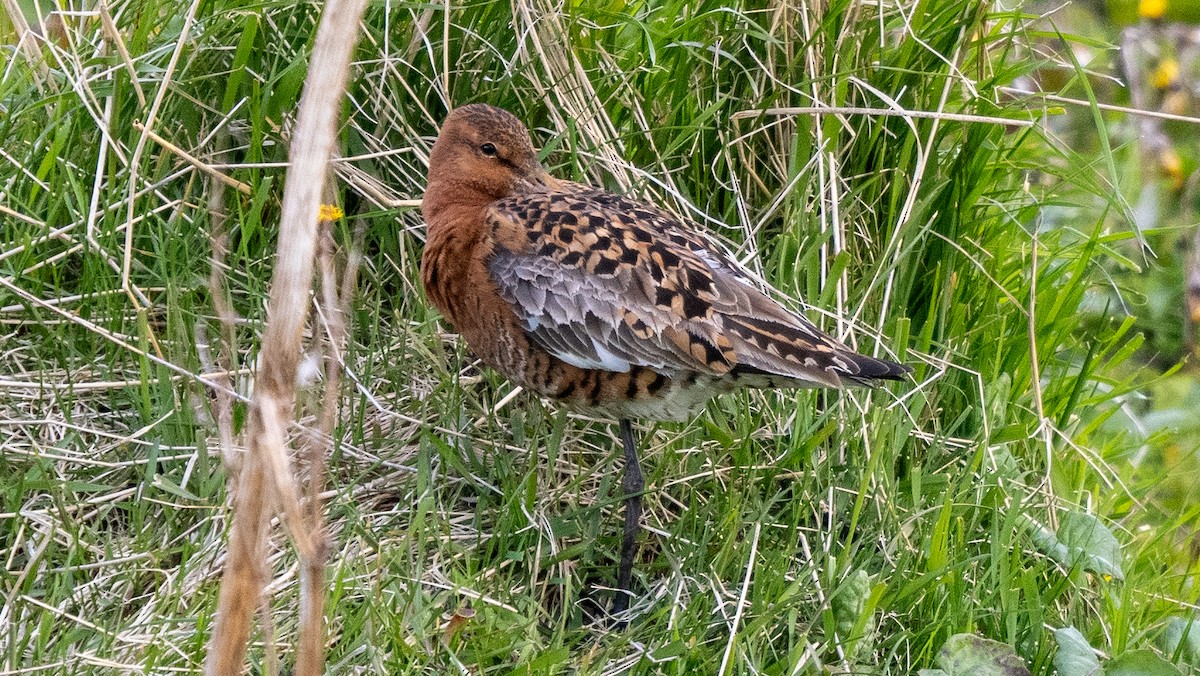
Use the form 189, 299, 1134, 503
487, 184, 908, 405
420, 102, 910, 620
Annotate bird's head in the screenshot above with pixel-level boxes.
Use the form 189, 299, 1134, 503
426, 103, 548, 201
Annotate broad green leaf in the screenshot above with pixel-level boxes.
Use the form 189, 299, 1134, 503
832, 569, 871, 636
1057, 512, 1124, 580
1105, 650, 1182, 676
1160, 616, 1200, 667
1054, 626, 1103, 676
1031, 511, 1125, 581
832, 569, 877, 661
918, 670, 950, 676
935, 634, 1032, 676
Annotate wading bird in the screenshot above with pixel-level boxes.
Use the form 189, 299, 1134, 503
420, 103, 909, 619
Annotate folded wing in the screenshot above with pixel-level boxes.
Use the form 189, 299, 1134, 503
486, 185, 908, 388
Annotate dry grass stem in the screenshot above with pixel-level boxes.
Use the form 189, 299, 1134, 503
0, 275, 232, 395
203, 0, 371, 672
732, 105, 1035, 127
121, 0, 202, 310
1001, 86, 1200, 125
0, 0, 49, 87
133, 121, 253, 196
295, 211, 356, 676
204, 162, 240, 471
97, 0, 146, 107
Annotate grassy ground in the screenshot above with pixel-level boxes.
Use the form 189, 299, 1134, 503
2, 0, 1199, 673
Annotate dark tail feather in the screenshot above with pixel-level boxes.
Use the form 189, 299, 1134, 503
842, 351, 912, 385
729, 351, 911, 388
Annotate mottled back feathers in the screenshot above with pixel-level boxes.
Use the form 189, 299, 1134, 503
487, 183, 905, 389
422, 103, 909, 420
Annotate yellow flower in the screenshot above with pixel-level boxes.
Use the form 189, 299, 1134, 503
1159, 147, 1184, 189
1139, 0, 1166, 19
318, 204, 344, 222
1153, 58, 1178, 89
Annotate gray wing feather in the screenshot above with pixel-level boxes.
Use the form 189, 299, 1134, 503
485, 188, 907, 386
489, 252, 693, 373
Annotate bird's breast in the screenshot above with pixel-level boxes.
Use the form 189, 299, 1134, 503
421, 205, 529, 370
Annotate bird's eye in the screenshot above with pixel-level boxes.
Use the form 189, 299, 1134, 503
480, 142, 497, 157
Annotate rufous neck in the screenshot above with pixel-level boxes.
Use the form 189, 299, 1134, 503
421, 179, 496, 225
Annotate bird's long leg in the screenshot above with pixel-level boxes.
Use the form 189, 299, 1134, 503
612, 418, 642, 617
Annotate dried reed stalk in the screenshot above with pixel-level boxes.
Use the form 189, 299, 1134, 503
203, 137, 239, 474
293, 197, 362, 676
203, 0, 370, 673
